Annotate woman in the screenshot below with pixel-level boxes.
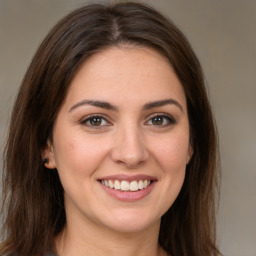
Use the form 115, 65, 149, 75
0, 2, 221, 256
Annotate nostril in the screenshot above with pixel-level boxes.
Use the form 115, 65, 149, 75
111, 153, 148, 168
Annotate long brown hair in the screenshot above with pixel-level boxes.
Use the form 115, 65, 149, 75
1, 2, 220, 256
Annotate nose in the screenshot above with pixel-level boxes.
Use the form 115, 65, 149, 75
110, 124, 149, 168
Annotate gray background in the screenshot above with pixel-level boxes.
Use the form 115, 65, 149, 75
0, 1, 255, 256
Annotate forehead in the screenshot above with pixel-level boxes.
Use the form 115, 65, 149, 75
64, 46, 187, 109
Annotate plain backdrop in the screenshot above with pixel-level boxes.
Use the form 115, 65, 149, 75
0, 1, 256, 256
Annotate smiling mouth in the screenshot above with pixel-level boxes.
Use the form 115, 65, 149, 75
99, 179, 153, 192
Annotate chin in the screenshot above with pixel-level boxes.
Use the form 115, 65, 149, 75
99, 208, 161, 234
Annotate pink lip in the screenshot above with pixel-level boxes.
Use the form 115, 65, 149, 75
97, 174, 157, 202
98, 174, 157, 182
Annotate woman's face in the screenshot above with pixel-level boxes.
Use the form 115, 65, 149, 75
44, 46, 192, 233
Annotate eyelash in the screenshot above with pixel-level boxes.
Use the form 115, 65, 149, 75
145, 113, 176, 127
80, 113, 176, 128
80, 114, 110, 128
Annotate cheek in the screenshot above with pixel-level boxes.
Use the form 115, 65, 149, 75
150, 131, 190, 171
53, 130, 109, 177
145, 132, 188, 216
52, 133, 108, 204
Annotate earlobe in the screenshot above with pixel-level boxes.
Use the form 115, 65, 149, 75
42, 157, 49, 165
41, 139, 56, 169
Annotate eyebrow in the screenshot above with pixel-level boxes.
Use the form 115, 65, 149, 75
69, 98, 183, 112
69, 100, 118, 112
142, 99, 183, 112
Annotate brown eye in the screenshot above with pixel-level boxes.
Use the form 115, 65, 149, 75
152, 116, 164, 125
146, 114, 176, 126
89, 117, 102, 126
81, 115, 109, 127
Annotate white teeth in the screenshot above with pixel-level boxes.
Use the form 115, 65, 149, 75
130, 181, 139, 191
121, 181, 130, 191
143, 180, 148, 188
138, 180, 144, 190
101, 179, 152, 191
109, 180, 114, 188
114, 180, 121, 190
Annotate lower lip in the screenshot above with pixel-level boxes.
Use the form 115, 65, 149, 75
100, 181, 156, 202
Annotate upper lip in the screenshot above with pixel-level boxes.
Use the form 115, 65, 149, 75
98, 174, 157, 182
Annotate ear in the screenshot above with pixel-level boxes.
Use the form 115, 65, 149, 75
186, 144, 193, 165
41, 139, 57, 169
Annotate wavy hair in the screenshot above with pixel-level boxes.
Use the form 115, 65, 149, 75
1, 2, 220, 256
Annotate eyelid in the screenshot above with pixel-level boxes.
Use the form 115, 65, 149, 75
80, 114, 112, 127
79, 112, 176, 128
145, 113, 176, 126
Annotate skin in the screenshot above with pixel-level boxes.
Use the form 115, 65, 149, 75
43, 46, 192, 256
